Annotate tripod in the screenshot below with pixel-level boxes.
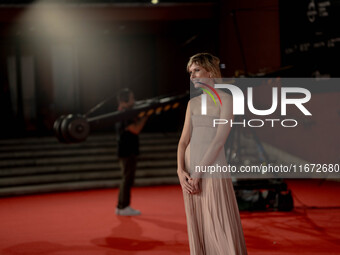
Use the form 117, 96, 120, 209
225, 115, 270, 166
225, 114, 292, 211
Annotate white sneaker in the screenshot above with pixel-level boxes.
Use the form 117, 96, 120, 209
116, 206, 141, 216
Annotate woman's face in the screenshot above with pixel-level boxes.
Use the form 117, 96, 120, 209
188, 63, 212, 87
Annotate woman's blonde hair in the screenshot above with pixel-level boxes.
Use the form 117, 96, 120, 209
187, 53, 222, 78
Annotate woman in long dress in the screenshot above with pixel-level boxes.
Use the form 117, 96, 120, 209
177, 53, 248, 255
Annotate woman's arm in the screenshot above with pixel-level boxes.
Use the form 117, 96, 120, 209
190, 93, 233, 193
197, 93, 233, 169
177, 100, 194, 194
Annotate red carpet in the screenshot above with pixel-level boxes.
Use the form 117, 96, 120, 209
0, 179, 339, 255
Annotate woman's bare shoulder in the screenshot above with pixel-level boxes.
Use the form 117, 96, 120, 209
188, 96, 200, 106
218, 90, 232, 102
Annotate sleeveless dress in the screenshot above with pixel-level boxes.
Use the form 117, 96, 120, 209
183, 114, 248, 255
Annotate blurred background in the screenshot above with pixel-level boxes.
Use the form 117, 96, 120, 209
0, 0, 339, 196
0, 3, 339, 255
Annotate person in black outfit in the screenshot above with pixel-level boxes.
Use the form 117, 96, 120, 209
115, 88, 148, 216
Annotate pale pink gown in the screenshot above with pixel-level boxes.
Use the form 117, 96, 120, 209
183, 114, 248, 255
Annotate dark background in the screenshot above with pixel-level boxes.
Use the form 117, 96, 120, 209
0, 0, 339, 163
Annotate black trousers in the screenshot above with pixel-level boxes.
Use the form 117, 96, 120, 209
117, 154, 137, 209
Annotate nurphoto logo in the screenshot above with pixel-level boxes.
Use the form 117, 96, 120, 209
196, 79, 312, 128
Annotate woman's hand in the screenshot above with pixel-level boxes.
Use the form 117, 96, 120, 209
188, 178, 201, 194
177, 170, 194, 194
